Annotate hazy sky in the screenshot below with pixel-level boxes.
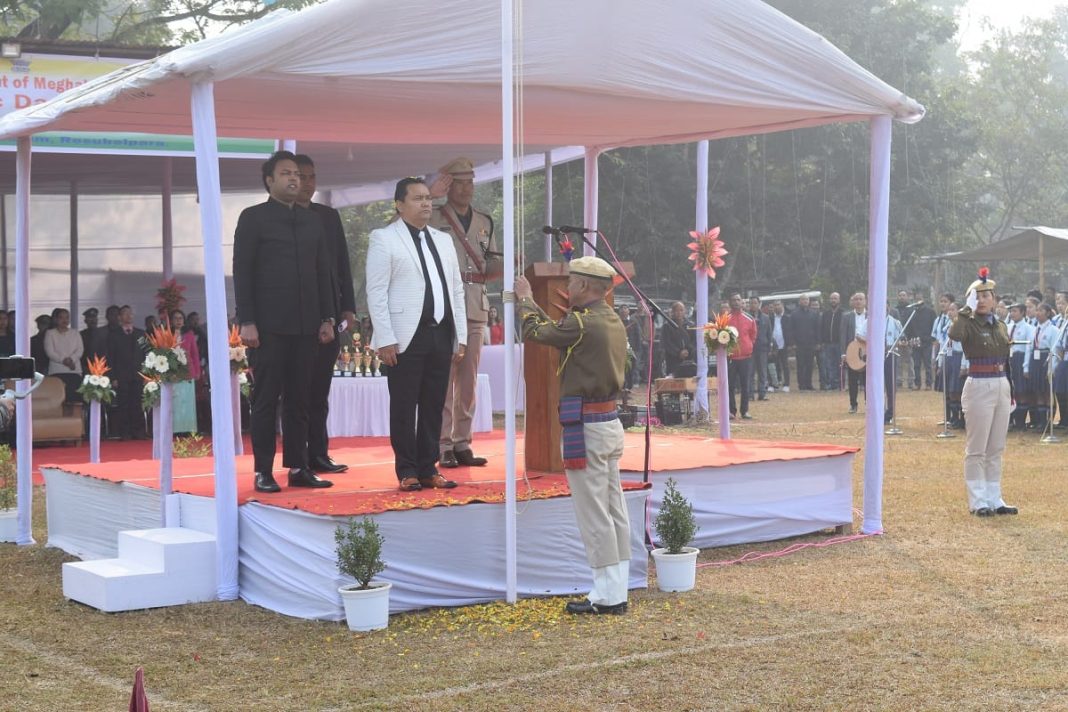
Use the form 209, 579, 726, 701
958, 0, 1064, 50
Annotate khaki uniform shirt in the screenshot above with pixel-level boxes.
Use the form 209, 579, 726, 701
429, 205, 501, 324
517, 297, 626, 399
949, 308, 1011, 360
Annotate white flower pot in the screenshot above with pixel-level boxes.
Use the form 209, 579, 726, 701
338, 581, 392, 631
651, 547, 700, 592
0, 508, 17, 543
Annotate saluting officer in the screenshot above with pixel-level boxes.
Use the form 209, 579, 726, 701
514, 257, 631, 615
429, 157, 503, 469
949, 268, 1017, 517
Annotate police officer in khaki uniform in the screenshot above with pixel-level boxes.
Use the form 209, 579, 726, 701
949, 268, 1018, 517
514, 257, 631, 615
429, 157, 503, 468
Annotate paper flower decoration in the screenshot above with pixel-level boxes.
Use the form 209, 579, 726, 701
687, 227, 727, 277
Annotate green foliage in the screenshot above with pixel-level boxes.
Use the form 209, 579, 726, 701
0, 444, 15, 510
335, 516, 386, 590
654, 478, 698, 555
173, 433, 211, 458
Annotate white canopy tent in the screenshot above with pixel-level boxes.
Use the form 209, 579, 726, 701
0, 0, 922, 605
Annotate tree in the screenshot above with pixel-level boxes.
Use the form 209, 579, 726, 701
0, 0, 322, 45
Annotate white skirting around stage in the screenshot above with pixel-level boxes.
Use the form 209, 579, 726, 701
623, 454, 854, 549
326, 373, 493, 437
478, 343, 524, 412
42, 468, 649, 620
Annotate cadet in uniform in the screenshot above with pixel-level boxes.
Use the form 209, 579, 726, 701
514, 257, 630, 615
949, 268, 1017, 517
429, 158, 503, 469
1005, 303, 1033, 430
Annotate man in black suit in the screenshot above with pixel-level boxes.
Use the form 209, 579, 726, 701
908, 290, 937, 390
660, 301, 692, 377
748, 296, 772, 400
789, 294, 820, 390
768, 300, 791, 390
840, 292, 868, 414
295, 154, 357, 476
234, 150, 336, 493
106, 305, 148, 440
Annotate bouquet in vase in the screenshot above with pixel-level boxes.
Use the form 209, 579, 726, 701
77, 355, 115, 404
141, 375, 161, 410
237, 370, 251, 397
702, 312, 739, 355
229, 324, 248, 374
140, 325, 190, 383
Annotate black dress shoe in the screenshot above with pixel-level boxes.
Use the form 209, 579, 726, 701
454, 449, 488, 466
254, 472, 281, 493
564, 599, 628, 615
995, 505, 1018, 515
287, 468, 333, 488
310, 455, 348, 474
971, 507, 995, 517
439, 450, 459, 468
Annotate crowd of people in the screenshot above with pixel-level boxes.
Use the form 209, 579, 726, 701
621, 284, 1068, 431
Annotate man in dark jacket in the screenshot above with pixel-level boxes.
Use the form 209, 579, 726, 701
106, 305, 147, 440
234, 150, 336, 493
748, 296, 772, 400
908, 290, 937, 389
789, 294, 820, 390
660, 301, 693, 377
818, 292, 843, 391
768, 300, 790, 390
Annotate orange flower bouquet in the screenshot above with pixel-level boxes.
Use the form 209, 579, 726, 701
229, 324, 248, 374
140, 324, 190, 384
702, 312, 739, 355
76, 355, 115, 404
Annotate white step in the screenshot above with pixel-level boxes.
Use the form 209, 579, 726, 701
62, 527, 217, 613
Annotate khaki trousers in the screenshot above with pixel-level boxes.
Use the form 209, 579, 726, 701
961, 376, 1011, 510
564, 419, 630, 569
440, 320, 484, 454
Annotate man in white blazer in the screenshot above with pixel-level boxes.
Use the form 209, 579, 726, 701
366, 177, 468, 492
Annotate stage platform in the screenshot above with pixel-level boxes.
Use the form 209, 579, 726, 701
38, 430, 856, 619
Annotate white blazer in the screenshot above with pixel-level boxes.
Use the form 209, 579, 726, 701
365, 219, 467, 353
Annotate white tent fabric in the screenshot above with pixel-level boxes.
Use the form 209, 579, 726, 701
0, 0, 922, 145
0, 0, 922, 600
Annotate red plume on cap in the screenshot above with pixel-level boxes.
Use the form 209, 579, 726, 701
978, 266, 989, 282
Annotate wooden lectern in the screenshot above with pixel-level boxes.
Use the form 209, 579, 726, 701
522, 260, 635, 473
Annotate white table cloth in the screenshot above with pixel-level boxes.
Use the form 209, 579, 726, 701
478, 344, 524, 412
326, 373, 493, 437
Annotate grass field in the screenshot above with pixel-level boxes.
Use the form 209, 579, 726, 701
3, 388, 1067, 711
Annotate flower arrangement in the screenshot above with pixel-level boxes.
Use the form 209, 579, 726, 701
702, 312, 739, 355
76, 355, 115, 404
687, 227, 728, 278
140, 324, 190, 383
237, 370, 251, 398
558, 236, 575, 261
141, 376, 161, 410
155, 278, 187, 318
228, 324, 248, 374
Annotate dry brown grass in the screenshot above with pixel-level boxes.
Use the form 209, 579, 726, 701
3, 389, 1068, 711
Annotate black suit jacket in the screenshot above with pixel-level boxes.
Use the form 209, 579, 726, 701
233, 198, 334, 336
106, 326, 146, 380
789, 306, 820, 348
308, 202, 356, 320
840, 311, 866, 356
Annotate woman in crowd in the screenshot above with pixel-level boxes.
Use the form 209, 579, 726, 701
487, 305, 504, 345
43, 307, 84, 402
169, 310, 201, 435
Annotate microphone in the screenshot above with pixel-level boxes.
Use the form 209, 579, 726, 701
541, 226, 561, 236
558, 225, 597, 234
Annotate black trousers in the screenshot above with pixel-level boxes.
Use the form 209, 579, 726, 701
847, 366, 865, 408
113, 375, 146, 439
912, 339, 933, 387
726, 357, 751, 416
248, 331, 317, 475
307, 336, 342, 462
796, 346, 816, 389
385, 322, 453, 479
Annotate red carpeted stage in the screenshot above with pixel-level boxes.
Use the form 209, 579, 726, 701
39, 430, 856, 619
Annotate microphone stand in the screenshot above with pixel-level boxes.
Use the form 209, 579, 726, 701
885, 309, 918, 436
935, 344, 955, 439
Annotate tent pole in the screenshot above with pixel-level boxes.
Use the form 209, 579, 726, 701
14, 136, 34, 546
1039, 236, 1045, 295
582, 148, 600, 255
0, 193, 7, 311
190, 81, 239, 600
501, 0, 517, 604
544, 151, 553, 262
162, 157, 174, 282
70, 181, 78, 320
694, 140, 713, 425
862, 116, 892, 535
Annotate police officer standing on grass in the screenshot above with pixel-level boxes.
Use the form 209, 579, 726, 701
949, 268, 1018, 518
514, 257, 631, 616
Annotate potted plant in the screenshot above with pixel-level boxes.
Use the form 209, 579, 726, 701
335, 516, 390, 631
0, 444, 18, 543
650, 477, 700, 592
